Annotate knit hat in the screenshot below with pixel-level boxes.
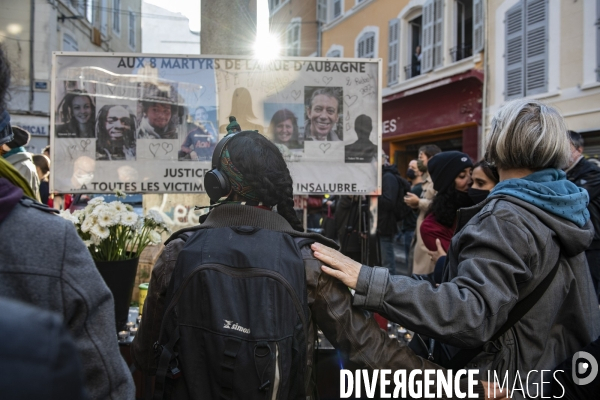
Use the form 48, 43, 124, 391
0, 111, 13, 146
355, 114, 372, 139
427, 151, 473, 194
6, 126, 30, 149
226, 116, 241, 134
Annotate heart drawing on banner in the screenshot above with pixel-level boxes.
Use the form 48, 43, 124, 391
344, 95, 358, 107
291, 90, 302, 100
322, 76, 333, 85
162, 143, 173, 155
149, 143, 161, 157
80, 139, 91, 152
66, 145, 77, 160
319, 143, 331, 154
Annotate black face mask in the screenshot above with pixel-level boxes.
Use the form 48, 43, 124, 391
467, 188, 490, 205
406, 169, 416, 180
417, 159, 427, 173
456, 190, 475, 208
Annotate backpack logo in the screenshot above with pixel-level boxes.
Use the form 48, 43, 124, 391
223, 319, 251, 334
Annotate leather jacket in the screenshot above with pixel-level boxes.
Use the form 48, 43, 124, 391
131, 204, 475, 398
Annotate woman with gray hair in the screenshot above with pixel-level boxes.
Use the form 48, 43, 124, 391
311, 99, 600, 397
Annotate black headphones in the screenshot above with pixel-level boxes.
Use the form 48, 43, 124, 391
204, 131, 245, 202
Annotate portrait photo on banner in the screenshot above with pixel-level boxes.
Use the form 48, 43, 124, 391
94, 97, 138, 162
179, 105, 218, 162
55, 80, 97, 139
264, 103, 305, 162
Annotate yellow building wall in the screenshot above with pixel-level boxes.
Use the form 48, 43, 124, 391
485, 0, 600, 135
321, 0, 410, 78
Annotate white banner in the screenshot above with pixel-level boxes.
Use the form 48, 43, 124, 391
51, 53, 382, 195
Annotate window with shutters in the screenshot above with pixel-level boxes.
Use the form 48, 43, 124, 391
405, 15, 422, 79
357, 32, 375, 58
113, 0, 121, 35
128, 10, 136, 49
286, 21, 301, 57
388, 19, 400, 85
504, 0, 548, 99
317, 0, 327, 23
327, 49, 341, 57
332, 0, 343, 19
452, 0, 473, 62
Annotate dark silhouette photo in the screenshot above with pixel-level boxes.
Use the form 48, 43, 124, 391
345, 114, 377, 163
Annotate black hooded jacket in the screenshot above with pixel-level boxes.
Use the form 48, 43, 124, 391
567, 157, 600, 248
379, 165, 408, 236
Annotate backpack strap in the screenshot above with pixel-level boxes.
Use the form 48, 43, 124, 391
153, 326, 181, 400
446, 251, 562, 370
220, 338, 242, 400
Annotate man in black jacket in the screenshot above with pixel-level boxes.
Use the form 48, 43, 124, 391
566, 130, 600, 302
379, 153, 410, 275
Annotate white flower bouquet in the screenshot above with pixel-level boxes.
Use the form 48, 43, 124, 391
60, 193, 170, 262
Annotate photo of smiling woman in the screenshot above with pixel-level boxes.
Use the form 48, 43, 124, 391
55, 90, 96, 138
268, 108, 303, 149
95, 105, 137, 161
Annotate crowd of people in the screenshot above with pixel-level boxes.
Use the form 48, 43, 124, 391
1, 40, 600, 400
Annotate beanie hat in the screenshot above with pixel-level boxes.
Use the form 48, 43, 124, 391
6, 126, 30, 149
427, 151, 473, 194
355, 114, 372, 139
226, 116, 241, 135
0, 111, 13, 146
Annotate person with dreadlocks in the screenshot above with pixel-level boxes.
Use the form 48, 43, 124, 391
132, 129, 507, 399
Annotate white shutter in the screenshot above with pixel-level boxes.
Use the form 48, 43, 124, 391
101, 0, 107, 36
317, 0, 327, 22
333, 0, 342, 18
388, 19, 400, 85
596, 0, 600, 81
505, 2, 524, 99
473, 0, 484, 53
421, 0, 435, 72
358, 39, 365, 57
358, 32, 375, 58
525, 0, 548, 95
433, 0, 444, 68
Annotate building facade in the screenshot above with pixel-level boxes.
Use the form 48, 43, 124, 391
486, 0, 600, 158
0, 0, 141, 152
320, 0, 484, 169
141, 1, 200, 55
269, 0, 320, 57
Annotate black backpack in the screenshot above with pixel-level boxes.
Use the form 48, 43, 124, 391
153, 226, 312, 400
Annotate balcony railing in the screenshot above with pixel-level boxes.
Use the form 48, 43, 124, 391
404, 63, 421, 80
450, 45, 473, 63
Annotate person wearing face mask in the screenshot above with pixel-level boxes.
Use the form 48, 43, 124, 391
419, 151, 473, 253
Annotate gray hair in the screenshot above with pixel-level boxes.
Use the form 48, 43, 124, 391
485, 99, 570, 170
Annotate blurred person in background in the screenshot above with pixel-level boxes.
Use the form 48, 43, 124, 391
0, 126, 39, 201
32, 154, 50, 205
420, 151, 473, 253
565, 130, 600, 303
404, 144, 441, 274
400, 159, 423, 263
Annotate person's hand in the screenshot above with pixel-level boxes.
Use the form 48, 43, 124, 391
190, 151, 199, 161
311, 243, 362, 289
427, 238, 446, 263
404, 192, 420, 208
481, 381, 510, 399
